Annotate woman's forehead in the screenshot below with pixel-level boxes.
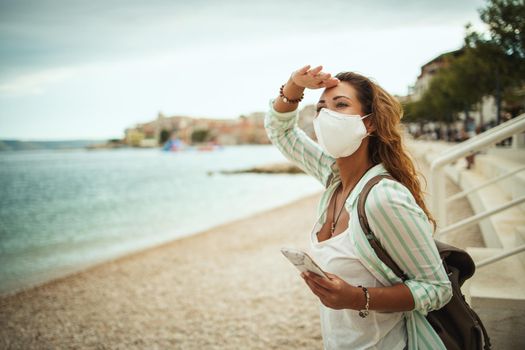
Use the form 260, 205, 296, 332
320, 82, 357, 101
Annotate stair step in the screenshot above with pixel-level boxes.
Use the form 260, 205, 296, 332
486, 147, 525, 163
474, 154, 525, 209
464, 247, 525, 310
454, 168, 525, 249
515, 226, 525, 269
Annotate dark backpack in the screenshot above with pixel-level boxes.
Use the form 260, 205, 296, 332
357, 174, 491, 350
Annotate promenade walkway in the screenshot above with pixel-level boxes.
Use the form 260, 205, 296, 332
408, 137, 525, 349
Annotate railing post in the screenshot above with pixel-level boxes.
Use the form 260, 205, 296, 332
430, 165, 447, 237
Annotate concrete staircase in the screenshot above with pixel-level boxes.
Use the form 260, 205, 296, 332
408, 139, 525, 349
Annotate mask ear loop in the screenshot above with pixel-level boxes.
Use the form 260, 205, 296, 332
362, 113, 373, 137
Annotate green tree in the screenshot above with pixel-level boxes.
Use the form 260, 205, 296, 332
191, 129, 210, 143
467, 0, 525, 120
159, 129, 171, 145
480, 0, 525, 58
411, 0, 525, 126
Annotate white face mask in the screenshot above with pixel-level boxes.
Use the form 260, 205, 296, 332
313, 108, 372, 158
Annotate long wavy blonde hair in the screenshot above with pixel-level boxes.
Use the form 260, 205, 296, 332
335, 72, 437, 232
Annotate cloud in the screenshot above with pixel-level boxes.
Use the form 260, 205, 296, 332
0, 67, 79, 97
0, 0, 488, 139
0, 0, 486, 78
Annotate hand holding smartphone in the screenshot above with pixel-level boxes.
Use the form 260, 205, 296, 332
280, 247, 329, 280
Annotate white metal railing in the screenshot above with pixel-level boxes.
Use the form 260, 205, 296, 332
438, 196, 525, 236
429, 113, 525, 268
446, 165, 525, 203
476, 244, 525, 268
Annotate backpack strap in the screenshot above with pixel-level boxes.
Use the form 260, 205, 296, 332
358, 175, 492, 349
357, 174, 409, 282
473, 308, 492, 350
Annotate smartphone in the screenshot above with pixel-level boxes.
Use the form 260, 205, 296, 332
280, 247, 329, 280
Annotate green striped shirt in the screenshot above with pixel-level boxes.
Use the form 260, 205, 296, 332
265, 98, 452, 350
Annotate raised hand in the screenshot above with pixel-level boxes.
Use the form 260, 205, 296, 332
291, 65, 339, 90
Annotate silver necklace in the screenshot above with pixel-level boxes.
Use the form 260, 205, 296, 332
330, 184, 350, 236
330, 164, 375, 236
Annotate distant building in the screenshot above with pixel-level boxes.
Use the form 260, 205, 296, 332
395, 95, 411, 104
410, 49, 463, 102
124, 112, 267, 147
124, 105, 319, 148
403, 48, 497, 129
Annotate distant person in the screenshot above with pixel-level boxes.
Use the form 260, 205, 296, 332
499, 112, 513, 146
447, 127, 453, 142
465, 116, 477, 169
466, 116, 476, 139
265, 65, 452, 349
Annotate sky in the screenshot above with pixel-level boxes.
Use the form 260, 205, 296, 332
0, 0, 488, 140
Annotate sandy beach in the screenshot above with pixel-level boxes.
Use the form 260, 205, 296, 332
0, 149, 484, 349
1, 192, 327, 349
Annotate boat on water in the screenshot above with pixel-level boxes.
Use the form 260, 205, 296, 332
162, 137, 186, 151
162, 138, 223, 152
195, 144, 223, 151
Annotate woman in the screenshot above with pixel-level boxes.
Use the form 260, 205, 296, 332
264, 65, 452, 350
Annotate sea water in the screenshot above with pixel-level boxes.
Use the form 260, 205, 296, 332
0, 145, 323, 294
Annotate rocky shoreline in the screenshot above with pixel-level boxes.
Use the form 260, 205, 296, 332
218, 162, 304, 175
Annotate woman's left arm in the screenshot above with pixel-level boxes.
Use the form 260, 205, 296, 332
302, 178, 452, 314
302, 271, 415, 312
362, 178, 453, 314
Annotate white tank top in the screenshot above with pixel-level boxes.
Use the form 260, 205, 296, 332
309, 219, 407, 350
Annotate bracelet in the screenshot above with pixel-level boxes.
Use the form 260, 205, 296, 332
279, 84, 304, 104
357, 285, 370, 318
